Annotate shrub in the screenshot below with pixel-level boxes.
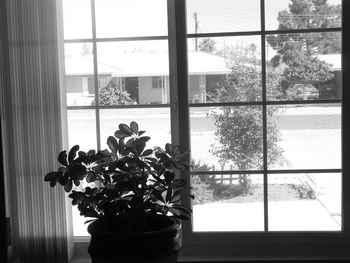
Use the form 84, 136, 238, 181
92, 79, 135, 106
191, 175, 214, 205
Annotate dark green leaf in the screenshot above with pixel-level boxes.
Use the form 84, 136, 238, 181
58, 175, 69, 186
170, 189, 183, 203
141, 149, 153, 157
130, 121, 139, 133
86, 173, 96, 183
84, 219, 96, 224
164, 171, 175, 184
165, 143, 172, 155
172, 179, 187, 188
134, 140, 146, 155
138, 131, 146, 136
64, 180, 73, 192
114, 130, 130, 138
125, 138, 134, 149
165, 188, 172, 203
58, 151, 68, 166
68, 145, 80, 164
44, 171, 61, 182
73, 180, 80, 186
139, 136, 150, 142
119, 123, 133, 136
107, 136, 119, 154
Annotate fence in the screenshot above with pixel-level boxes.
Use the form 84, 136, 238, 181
206, 165, 317, 192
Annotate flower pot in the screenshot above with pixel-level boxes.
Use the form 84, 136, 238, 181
87, 215, 182, 263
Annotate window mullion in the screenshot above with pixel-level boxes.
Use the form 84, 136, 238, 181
90, 0, 101, 150
260, 0, 269, 232
167, 0, 191, 236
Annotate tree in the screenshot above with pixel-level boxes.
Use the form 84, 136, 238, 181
93, 78, 135, 106
198, 38, 216, 53
266, 0, 341, 96
209, 45, 283, 195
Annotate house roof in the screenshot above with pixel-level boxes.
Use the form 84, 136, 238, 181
65, 51, 229, 77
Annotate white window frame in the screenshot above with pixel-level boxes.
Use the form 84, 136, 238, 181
59, 0, 350, 261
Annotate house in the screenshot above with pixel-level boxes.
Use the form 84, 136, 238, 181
65, 51, 229, 106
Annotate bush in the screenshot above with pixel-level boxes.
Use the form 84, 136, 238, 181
191, 175, 214, 205
92, 79, 135, 106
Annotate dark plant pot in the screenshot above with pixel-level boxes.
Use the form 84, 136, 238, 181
87, 215, 181, 263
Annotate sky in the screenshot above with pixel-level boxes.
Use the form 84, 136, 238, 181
63, 0, 342, 58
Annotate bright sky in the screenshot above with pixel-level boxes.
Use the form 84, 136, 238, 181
63, 0, 341, 56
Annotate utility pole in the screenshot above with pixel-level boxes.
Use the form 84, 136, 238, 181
194, 12, 199, 51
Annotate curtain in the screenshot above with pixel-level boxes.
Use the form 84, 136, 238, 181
3, 0, 70, 262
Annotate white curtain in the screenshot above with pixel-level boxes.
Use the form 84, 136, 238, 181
2, 0, 70, 262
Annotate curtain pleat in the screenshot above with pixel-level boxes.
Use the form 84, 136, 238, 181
4, 0, 69, 262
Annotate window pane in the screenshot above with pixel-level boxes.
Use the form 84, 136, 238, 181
186, 0, 260, 34
268, 173, 341, 231
68, 110, 97, 151
65, 43, 96, 106
187, 36, 262, 103
266, 32, 342, 101
265, 0, 342, 31
100, 108, 171, 149
267, 104, 341, 169
95, 0, 168, 38
96, 41, 169, 105
190, 106, 263, 171
63, 0, 92, 39
192, 174, 264, 231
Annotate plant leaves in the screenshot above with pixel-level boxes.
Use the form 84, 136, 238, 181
138, 131, 146, 136
164, 171, 175, 184
58, 151, 68, 166
140, 149, 153, 157
68, 145, 80, 164
134, 140, 146, 155
107, 136, 119, 154
165, 143, 172, 155
119, 123, 133, 136
114, 130, 130, 138
64, 180, 73, 192
44, 171, 61, 182
130, 121, 138, 133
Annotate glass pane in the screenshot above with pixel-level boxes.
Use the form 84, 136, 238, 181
99, 108, 171, 150
95, 0, 168, 38
266, 32, 342, 101
265, 0, 342, 31
267, 104, 341, 169
186, 0, 260, 34
65, 43, 96, 106
73, 206, 90, 236
96, 41, 169, 105
190, 106, 263, 171
268, 173, 341, 231
63, 0, 92, 39
68, 110, 97, 151
187, 36, 262, 103
192, 174, 264, 231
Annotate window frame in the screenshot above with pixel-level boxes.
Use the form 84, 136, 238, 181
63, 0, 350, 261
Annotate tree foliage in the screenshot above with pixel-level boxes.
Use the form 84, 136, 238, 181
209, 45, 283, 194
198, 38, 216, 53
94, 78, 135, 106
266, 0, 341, 91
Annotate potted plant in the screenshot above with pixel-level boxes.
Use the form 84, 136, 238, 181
44, 121, 193, 263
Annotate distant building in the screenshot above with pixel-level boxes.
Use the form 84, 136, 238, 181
65, 51, 229, 106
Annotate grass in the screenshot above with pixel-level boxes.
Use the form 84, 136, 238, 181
214, 184, 315, 203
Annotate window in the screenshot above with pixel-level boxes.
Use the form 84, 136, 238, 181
61, 0, 349, 260
152, 76, 164, 89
